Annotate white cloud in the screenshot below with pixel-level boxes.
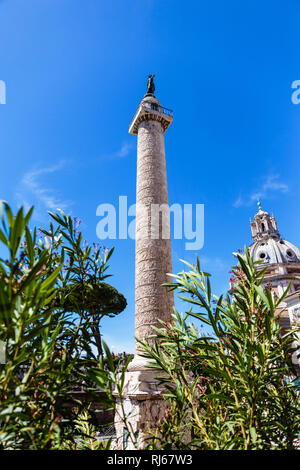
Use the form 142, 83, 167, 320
198, 256, 226, 272
103, 141, 133, 160
233, 174, 288, 208
114, 142, 133, 158
178, 253, 226, 273
16, 161, 72, 216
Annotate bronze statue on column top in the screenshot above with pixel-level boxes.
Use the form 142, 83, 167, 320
146, 73, 155, 94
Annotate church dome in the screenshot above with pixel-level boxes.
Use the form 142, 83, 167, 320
249, 203, 300, 265
250, 237, 300, 264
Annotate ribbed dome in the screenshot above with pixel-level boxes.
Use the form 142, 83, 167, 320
249, 203, 300, 265
249, 238, 300, 264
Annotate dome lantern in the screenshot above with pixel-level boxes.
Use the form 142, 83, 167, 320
250, 201, 280, 242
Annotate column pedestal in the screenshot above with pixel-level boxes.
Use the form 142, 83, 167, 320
114, 368, 166, 450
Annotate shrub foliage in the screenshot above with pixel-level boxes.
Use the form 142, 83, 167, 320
0, 202, 127, 449
141, 250, 300, 449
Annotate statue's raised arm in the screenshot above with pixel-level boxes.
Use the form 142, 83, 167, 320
147, 73, 156, 94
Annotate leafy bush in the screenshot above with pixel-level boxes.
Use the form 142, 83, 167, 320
40, 210, 127, 360
2, 200, 299, 450
0, 202, 127, 449
141, 249, 300, 450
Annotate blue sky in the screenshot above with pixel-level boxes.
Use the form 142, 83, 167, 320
1, 0, 300, 352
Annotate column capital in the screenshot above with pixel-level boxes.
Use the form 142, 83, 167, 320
129, 95, 173, 135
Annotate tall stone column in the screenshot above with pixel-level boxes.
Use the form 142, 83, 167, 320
114, 91, 174, 449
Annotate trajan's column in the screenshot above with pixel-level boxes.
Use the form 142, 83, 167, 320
114, 75, 174, 449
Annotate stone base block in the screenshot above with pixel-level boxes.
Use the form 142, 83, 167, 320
113, 369, 167, 450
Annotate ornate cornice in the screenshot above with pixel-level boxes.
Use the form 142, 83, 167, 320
131, 112, 170, 134
129, 100, 173, 135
